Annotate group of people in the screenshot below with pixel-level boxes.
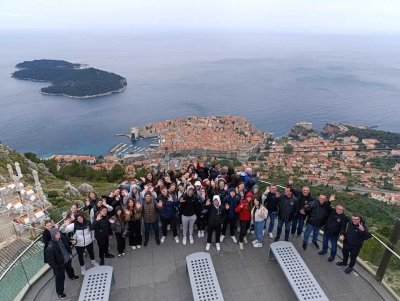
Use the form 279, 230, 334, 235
43, 163, 371, 299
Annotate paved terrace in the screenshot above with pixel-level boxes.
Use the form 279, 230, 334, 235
24, 230, 395, 301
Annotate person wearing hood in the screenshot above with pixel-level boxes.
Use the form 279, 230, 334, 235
60, 211, 98, 275
221, 188, 240, 243
235, 192, 254, 250
205, 195, 226, 251
179, 185, 199, 245
45, 228, 79, 299
336, 214, 372, 274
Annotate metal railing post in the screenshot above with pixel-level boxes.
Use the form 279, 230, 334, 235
375, 219, 400, 283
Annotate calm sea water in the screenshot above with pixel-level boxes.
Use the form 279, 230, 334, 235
0, 31, 400, 157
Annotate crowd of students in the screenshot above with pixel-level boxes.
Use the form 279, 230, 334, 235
43, 163, 372, 299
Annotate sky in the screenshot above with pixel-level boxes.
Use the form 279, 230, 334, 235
0, 0, 400, 34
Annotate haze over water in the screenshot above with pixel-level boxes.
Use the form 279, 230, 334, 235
1, 31, 400, 157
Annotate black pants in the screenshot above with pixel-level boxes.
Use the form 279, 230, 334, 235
161, 216, 177, 237
75, 243, 95, 266
53, 259, 75, 295
196, 214, 206, 231
128, 219, 142, 246
342, 244, 362, 268
221, 216, 236, 236
115, 232, 126, 253
97, 239, 109, 264
207, 223, 222, 243
144, 221, 160, 243
239, 221, 250, 243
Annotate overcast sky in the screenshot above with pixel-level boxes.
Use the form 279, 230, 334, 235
1, 0, 399, 34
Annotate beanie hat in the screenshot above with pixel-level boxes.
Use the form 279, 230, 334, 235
186, 185, 194, 193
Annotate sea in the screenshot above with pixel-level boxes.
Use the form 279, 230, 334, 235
1, 30, 400, 157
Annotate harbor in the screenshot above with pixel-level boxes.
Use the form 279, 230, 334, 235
109, 136, 160, 159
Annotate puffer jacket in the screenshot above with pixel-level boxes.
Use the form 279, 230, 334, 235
60, 220, 93, 247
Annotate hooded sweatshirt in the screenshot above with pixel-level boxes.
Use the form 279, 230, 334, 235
207, 195, 224, 225
235, 192, 253, 221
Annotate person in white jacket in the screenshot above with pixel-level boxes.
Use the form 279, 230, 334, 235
60, 211, 98, 275
251, 198, 268, 248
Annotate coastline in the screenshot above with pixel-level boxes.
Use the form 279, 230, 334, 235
39, 85, 127, 99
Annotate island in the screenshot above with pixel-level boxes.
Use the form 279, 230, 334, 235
12, 59, 127, 98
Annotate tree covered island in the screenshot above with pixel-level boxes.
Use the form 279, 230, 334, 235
12, 59, 127, 98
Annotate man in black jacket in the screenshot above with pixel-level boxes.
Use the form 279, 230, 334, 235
262, 184, 280, 239
336, 215, 372, 273
318, 204, 347, 262
45, 228, 79, 299
90, 206, 115, 265
291, 186, 314, 237
274, 187, 299, 242
302, 194, 333, 250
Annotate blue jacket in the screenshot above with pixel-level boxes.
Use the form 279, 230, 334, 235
157, 193, 178, 219
223, 189, 240, 218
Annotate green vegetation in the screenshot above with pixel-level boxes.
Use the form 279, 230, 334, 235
338, 126, 400, 148
13, 59, 127, 98
365, 156, 400, 172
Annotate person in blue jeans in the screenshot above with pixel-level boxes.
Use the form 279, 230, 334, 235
251, 198, 268, 247
319, 204, 347, 261
302, 194, 334, 250
290, 186, 314, 237
262, 184, 279, 239
274, 187, 299, 242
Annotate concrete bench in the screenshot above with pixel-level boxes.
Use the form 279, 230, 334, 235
186, 252, 224, 301
268, 241, 329, 301
78, 265, 115, 301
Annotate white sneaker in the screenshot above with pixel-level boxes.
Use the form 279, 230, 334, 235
136, 245, 141, 249
216, 243, 221, 251
231, 236, 238, 243
91, 260, 99, 267
206, 243, 211, 251
189, 235, 194, 244
269, 232, 274, 239
160, 236, 166, 243
183, 236, 187, 245
220, 235, 225, 242
243, 237, 248, 244
80, 266, 86, 276
198, 231, 201, 238
175, 236, 179, 243
253, 242, 263, 248
239, 242, 244, 250
252, 239, 258, 245
131, 246, 136, 250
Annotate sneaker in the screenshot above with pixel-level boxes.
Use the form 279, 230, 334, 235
206, 243, 211, 251
344, 267, 353, 274
231, 236, 238, 243
80, 266, 86, 276
71, 275, 80, 280
269, 232, 273, 239
302, 243, 307, 250
328, 257, 335, 262
136, 245, 141, 249
201, 230, 205, 237
198, 231, 201, 238
243, 237, 248, 244
220, 235, 225, 242
318, 251, 327, 255
239, 242, 244, 250
131, 246, 136, 250
91, 260, 99, 266
175, 236, 180, 243
313, 242, 320, 249
216, 243, 221, 251
252, 239, 258, 245
160, 236, 166, 243
274, 237, 279, 242
189, 235, 194, 244
253, 242, 263, 248
117, 253, 122, 258
105, 253, 115, 258
250, 230, 255, 234
183, 236, 187, 245
336, 261, 347, 266
58, 294, 67, 299
122, 252, 126, 256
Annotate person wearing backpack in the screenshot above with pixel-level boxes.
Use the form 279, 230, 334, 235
336, 215, 372, 274
59, 211, 98, 275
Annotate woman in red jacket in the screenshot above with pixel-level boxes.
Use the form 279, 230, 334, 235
235, 192, 254, 250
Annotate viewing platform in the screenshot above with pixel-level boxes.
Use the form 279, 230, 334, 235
22, 229, 395, 301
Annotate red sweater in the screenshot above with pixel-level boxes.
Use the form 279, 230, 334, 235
235, 200, 252, 221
